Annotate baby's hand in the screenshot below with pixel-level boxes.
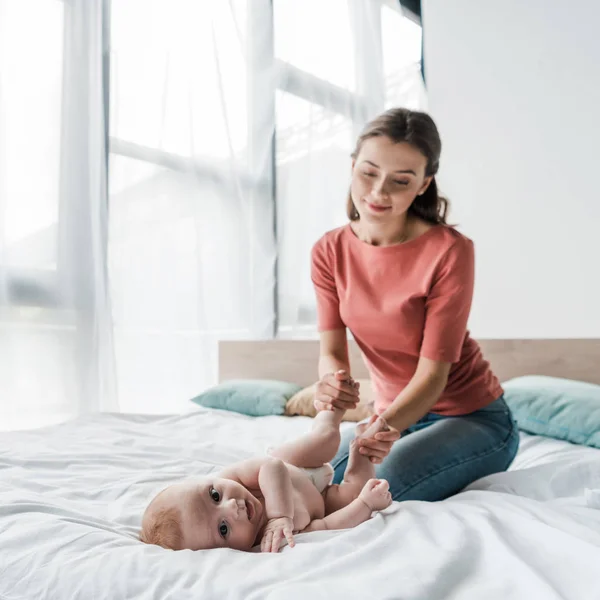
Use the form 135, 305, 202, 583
359, 478, 392, 512
260, 516, 295, 553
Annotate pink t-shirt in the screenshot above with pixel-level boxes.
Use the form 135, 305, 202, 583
311, 223, 503, 416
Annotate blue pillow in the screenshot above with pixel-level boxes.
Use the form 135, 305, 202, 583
503, 375, 600, 449
190, 379, 303, 417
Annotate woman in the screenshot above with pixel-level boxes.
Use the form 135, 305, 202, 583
311, 107, 519, 502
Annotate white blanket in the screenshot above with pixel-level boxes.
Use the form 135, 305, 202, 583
1, 408, 599, 600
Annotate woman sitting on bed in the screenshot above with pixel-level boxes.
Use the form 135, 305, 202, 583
311, 107, 520, 502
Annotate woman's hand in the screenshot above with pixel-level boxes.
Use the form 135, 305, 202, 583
313, 370, 360, 412
355, 415, 400, 464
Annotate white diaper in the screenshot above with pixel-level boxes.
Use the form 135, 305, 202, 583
266, 447, 334, 493
300, 463, 335, 493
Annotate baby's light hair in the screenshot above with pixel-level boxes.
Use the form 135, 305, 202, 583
140, 498, 183, 550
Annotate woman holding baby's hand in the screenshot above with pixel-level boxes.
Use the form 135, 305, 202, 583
311, 108, 519, 502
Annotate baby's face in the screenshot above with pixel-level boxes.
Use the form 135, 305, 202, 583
159, 478, 263, 551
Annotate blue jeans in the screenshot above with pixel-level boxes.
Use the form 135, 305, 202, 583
331, 396, 520, 502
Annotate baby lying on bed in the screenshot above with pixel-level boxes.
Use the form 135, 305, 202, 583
140, 372, 391, 553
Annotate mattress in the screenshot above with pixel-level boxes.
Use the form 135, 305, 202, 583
1, 408, 599, 600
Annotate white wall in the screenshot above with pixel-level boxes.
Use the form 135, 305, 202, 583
422, 0, 600, 338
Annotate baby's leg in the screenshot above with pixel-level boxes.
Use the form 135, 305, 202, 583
268, 408, 345, 469
322, 437, 376, 514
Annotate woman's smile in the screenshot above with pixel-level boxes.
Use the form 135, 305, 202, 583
365, 201, 392, 213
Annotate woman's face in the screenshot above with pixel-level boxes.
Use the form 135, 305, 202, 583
350, 136, 432, 224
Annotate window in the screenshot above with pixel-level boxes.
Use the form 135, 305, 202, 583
0, 0, 64, 300
107, 0, 423, 408
0, 0, 97, 430
274, 0, 424, 336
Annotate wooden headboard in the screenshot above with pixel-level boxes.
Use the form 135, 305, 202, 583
219, 339, 600, 386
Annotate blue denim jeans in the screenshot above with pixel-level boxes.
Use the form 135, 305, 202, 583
331, 395, 520, 502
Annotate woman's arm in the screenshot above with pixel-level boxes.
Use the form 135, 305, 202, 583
357, 357, 450, 452
356, 359, 449, 462
378, 356, 451, 433
363, 237, 474, 442
318, 329, 351, 378
311, 240, 359, 410
314, 329, 360, 411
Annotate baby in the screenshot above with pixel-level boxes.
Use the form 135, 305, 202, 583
140, 372, 391, 552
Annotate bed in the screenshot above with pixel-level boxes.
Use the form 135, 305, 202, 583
1, 339, 599, 599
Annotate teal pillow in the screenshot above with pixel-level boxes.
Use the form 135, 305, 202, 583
190, 379, 303, 417
503, 375, 600, 449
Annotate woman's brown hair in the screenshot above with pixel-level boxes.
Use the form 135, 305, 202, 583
347, 107, 449, 224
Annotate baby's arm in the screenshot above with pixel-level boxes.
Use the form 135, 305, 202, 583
256, 459, 294, 518
302, 497, 371, 532
302, 479, 392, 533
221, 457, 293, 518
257, 459, 296, 552
220, 457, 296, 552
219, 457, 268, 487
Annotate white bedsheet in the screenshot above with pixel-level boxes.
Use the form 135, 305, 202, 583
1, 408, 599, 600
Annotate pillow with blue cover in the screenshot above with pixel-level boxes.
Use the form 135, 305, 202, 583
503, 375, 600, 449
190, 379, 303, 417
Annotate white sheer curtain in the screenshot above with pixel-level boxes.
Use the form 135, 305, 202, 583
0, 0, 424, 428
108, 0, 277, 413
109, 0, 425, 415
0, 0, 116, 431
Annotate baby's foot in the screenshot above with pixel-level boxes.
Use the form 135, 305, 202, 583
358, 415, 390, 441
359, 478, 392, 511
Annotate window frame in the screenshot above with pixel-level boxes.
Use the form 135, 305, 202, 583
0, 0, 420, 326
2, 0, 421, 326
0, 0, 113, 314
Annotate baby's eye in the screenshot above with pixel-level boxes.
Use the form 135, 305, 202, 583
209, 487, 221, 503
218, 521, 229, 538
